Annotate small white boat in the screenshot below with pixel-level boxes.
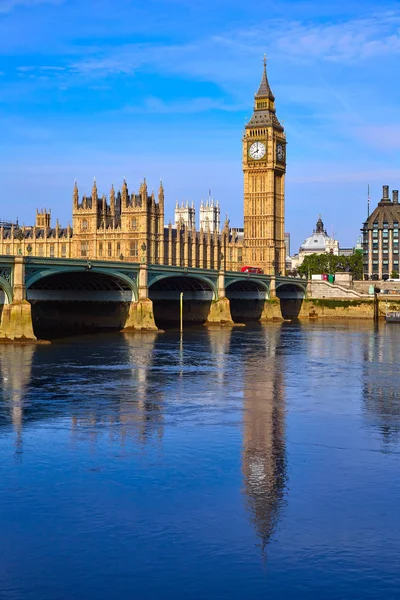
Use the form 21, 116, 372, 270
386, 311, 400, 323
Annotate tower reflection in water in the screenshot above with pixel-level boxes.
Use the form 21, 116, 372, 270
0, 344, 36, 455
234, 324, 287, 552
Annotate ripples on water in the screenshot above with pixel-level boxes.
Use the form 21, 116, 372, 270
1, 321, 400, 599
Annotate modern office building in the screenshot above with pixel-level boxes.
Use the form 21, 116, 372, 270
361, 185, 400, 279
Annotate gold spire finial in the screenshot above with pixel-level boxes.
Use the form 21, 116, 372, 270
263, 54, 267, 68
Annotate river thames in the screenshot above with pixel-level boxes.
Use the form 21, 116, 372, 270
1, 321, 400, 599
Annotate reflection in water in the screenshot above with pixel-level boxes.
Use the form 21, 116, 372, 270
362, 325, 400, 445
2, 324, 400, 598
122, 332, 164, 445
236, 325, 286, 552
70, 332, 163, 447
0, 344, 36, 454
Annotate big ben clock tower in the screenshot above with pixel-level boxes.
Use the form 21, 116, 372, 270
243, 57, 286, 275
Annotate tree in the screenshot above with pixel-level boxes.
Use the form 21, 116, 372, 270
297, 251, 363, 280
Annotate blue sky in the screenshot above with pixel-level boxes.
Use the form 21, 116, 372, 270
2, 0, 400, 250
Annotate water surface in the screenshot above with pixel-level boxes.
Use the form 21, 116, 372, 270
1, 321, 400, 599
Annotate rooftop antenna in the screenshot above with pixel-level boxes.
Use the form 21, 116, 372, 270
367, 183, 370, 217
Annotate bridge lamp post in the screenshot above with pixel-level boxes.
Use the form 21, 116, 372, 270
16, 229, 24, 256
219, 252, 224, 271
180, 292, 183, 334
119, 253, 124, 261
141, 243, 147, 264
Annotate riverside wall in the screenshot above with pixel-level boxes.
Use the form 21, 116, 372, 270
261, 296, 400, 321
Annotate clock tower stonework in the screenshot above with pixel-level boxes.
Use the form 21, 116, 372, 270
243, 58, 286, 275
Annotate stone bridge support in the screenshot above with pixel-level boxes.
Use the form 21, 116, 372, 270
123, 264, 157, 331
0, 257, 37, 341
206, 270, 234, 325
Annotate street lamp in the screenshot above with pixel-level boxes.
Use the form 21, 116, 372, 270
141, 242, 147, 264
119, 253, 124, 261
15, 229, 24, 256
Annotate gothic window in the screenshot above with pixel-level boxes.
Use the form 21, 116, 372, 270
61, 244, 67, 258
116, 242, 121, 257
5, 244, 10, 255
108, 242, 112, 257
82, 219, 88, 231
98, 243, 103, 257
50, 244, 55, 257
130, 241, 138, 258
80, 241, 88, 257
38, 245, 43, 256
131, 217, 137, 230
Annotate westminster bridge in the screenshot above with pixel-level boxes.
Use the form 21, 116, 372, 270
0, 256, 308, 340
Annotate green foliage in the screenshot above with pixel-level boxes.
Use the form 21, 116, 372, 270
391, 271, 399, 279
309, 299, 371, 308
297, 252, 363, 280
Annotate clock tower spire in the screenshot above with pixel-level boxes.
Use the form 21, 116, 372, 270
243, 57, 286, 275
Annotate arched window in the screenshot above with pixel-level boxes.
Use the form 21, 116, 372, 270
130, 241, 138, 258
131, 217, 137, 230
80, 241, 88, 257
82, 219, 88, 231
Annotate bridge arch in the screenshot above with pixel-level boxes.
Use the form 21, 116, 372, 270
148, 274, 216, 327
25, 268, 138, 339
26, 267, 137, 300
225, 278, 269, 322
275, 281, 307, 299
148, 273, 217, 299
275, 281, 307, 319
0, 275, 12, 305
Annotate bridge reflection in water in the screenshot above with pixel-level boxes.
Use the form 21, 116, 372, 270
0, 325, 288, 555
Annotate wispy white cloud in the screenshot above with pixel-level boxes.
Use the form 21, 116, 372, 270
123, 96, 244, 114
213, 11, 400, 63
354, 125, 400, 150
61, 9, 400, 90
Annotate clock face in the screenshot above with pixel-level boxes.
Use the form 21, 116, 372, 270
249, 141, 266, 160
276, 143, 284, 162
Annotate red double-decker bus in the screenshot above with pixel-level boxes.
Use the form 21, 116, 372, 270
240, 266, 264, 274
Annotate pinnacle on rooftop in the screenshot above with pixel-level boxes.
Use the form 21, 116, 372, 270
255, 55, 275, 101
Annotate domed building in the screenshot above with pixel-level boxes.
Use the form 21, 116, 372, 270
291, 216, 339, 269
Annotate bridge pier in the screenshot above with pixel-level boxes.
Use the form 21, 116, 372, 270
0, 257, 37, 341
269, 276, 277, 298
123, 265, 157, 331
206, 271, 234, 325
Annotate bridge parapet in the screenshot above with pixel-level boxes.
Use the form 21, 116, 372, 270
0, 256, 312, 339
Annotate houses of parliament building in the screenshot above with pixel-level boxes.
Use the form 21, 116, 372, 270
0, 60, 286, 275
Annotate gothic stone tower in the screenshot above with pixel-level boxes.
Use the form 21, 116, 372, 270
243, 58, 286, 275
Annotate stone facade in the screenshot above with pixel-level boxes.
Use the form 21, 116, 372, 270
243, 57, 286, 275
361, 185, 400, 279
0, 61, 285, 275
